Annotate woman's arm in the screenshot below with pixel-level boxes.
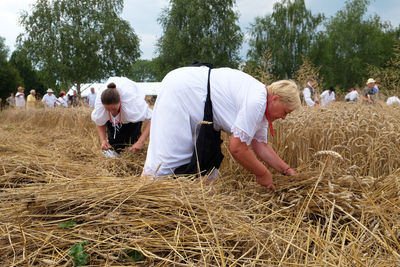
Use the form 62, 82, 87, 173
130, 121, 151, 153
228, 135, 275, 189
96, 124, 112, 150
251, 140, 297, 176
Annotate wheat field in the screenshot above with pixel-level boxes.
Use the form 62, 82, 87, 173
0, 101, 399, 266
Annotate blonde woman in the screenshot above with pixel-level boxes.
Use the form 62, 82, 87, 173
143, 66, 301, 189
26, 90, 36, 108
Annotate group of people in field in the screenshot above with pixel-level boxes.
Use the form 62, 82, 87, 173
302, 77, 400, 107
5, 87, 98, 109
6, 65, 399, 190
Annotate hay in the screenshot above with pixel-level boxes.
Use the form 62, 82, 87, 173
0, 105, 400, 266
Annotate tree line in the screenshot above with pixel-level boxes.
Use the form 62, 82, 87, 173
0, 0, 399, 101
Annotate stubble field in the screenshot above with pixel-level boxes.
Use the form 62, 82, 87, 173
0, 102, 399, 266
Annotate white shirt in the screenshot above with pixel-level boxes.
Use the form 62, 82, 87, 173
302, 83, 318, 106
320, 90, 335, 106
57, 96, 68, 107
87, 92, 97, 107
15, 92, 26, 107
143, 66, 269, 176
386, 96, 400, 105
42, 93, 57, 107
91, 77, 152, 126
345, 91, 359, 102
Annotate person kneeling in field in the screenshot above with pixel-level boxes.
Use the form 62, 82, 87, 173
142, 65, 300, 189
91, 77, 152, 156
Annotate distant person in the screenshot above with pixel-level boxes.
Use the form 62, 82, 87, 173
345, 88, 360, 102
386, 96, 400, 105
87, 87, 97, 108
6, 93, 16, 108
320, 86, 335, 107
42, 88, 58, 108
361, 78, 377, 104
15, 87, 26, 107
302, 78, 319, 106
91, 77, 152, 155
71, 90, 82, 107
56, 91, 68, 107
26, 89, 37, 108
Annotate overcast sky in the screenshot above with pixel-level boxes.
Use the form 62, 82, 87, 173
1, 0, 399, 60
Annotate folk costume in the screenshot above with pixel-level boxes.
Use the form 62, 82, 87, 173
91, 77, 152, 153
143, 66, 271, 177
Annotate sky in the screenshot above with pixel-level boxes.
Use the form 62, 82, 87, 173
1, 0, 399, 60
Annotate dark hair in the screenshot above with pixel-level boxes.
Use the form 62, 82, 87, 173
101, 83, 120, 105
329, 86, 334, 91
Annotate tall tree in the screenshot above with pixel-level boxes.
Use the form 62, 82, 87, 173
128, 60, 158, 82
18, 0, 140, 93
9, 48, 46, 96
310, 0, 397, 89
0, 36, 22, 100
247, 0, 323, 79
156, 0, 243, 78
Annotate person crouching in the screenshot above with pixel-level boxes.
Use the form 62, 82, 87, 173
91, 77, 152, 155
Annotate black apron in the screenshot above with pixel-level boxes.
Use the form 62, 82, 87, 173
106, 121, 142, 153
174, 63, 224, 176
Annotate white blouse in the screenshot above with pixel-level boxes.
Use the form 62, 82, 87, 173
91, 77, 152, 126
42, 94, 57, 107
143, 67, 269, 176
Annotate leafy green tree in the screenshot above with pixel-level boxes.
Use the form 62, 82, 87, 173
0, 37, 23, 101
156, 0, 243, 78
310, 0, 397, 89
18, 0, 141, 93
128, 60, 159, 82
9, 48, 47, 96
247, 0, 323, 79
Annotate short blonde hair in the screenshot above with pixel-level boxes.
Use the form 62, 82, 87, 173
268, 80, 301, 111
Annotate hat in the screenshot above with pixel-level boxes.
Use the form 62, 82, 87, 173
47, 88, 54, 93
60, 91, 66, 95
366, 78, 376, 85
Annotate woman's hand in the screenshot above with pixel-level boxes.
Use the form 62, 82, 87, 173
285, 167, 297, 176
101, 140, 112, 150
256, 171, 275, 190
129, 140, 144, 153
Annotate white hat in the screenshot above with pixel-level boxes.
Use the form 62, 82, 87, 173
366, 78, 376, 85
47, 88, 54, 93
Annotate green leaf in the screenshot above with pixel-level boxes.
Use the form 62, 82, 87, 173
69, 241, 89, 267
59, 221, 77, 228
122, 249, 145, 262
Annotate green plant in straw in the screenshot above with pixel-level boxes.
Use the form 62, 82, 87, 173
59, 220, 77, 228
122, 249, 145, 262
69, 241, 89, 267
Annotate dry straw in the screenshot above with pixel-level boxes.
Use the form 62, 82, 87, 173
0, 104, 400, 266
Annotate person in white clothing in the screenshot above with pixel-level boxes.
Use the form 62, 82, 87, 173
320, 87, 335, 107
56, 91, 68, 107
344, 88, 360, 102
91, 77, 152, 154
143, 66, 301, 190
302, 78, 319, 106
42, 88, 58, 107
386, 96, 400, 105
15, 87, 26, 107
87, 87, 97, 108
